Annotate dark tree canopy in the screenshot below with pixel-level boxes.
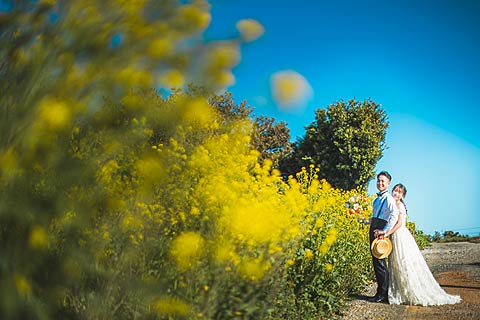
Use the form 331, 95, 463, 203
209, 92, 291, 167
279, 99, 388, 190
251, 116, 292, 167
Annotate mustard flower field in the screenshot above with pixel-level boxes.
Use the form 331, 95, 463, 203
0, 1, 428, 318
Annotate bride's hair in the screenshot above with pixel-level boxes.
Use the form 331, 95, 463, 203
393, 183, 408, 213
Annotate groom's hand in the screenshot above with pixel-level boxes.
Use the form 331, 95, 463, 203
373, 229, 386, 239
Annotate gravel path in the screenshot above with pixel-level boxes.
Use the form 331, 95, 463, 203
341, 241, 480, 320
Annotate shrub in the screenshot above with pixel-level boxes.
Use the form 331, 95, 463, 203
406, 221, 431, 249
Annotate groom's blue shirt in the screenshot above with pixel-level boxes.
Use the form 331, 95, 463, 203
372, 191, 399, 233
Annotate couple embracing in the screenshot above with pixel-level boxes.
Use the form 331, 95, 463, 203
368, 171, 461, 306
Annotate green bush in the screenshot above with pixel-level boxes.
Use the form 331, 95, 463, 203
406, 221, 431, 249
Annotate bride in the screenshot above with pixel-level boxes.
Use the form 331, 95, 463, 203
375, 183, 461, 306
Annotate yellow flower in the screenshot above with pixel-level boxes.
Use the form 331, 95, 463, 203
270, 70, 313, 110
14, 274, 31, 296
286, 259, 295, 267
238, 258, 269, 281
29, 225, 48, 248
170, 232, 205, 269
325, 234, 336, 246
38, 97, 72, 130
160, 69, 184, 88
315, 219, 325, 229
177, 5, 211, 30
117, 66, 153, 88
236, 19, 265, 42
153, 296, 190, 316
325, 228, 338, 245
136, 156, 165, 183
0, 148, 22, 179
304, 249, 314, 260
148, 38, 172, 58
208, 43, 241, 69
121, 214, 144, 231
183, 98, 215, 126
190, 206, 200, 216
212, 69, 235, 87
318, 243, 329, 254
325, 263, 334, 273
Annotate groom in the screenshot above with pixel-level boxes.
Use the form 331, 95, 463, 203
368, 171, 399, 303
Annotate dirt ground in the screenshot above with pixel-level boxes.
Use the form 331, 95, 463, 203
341, 241, 480, 320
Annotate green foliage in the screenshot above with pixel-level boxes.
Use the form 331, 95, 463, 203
251, 116, 292, 168
406, 221, 431, 250
280, 99, 388, 190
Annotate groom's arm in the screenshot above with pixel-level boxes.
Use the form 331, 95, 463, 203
383, 196, 399, 234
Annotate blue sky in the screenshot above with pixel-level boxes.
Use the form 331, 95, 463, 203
206, 0, 480, 236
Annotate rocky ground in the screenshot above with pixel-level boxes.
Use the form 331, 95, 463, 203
341, 241, 480, 320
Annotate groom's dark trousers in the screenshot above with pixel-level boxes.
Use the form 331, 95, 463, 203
370, 217, 388, 298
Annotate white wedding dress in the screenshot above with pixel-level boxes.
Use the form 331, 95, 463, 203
388, 207, 461, 306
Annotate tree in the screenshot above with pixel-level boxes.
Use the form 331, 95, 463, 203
251, 116, 292, 167
209, 90, 254, 123
280, 99, 388, 190
208, 91, 291, 167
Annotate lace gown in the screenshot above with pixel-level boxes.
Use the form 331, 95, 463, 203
388, 208, 461, 306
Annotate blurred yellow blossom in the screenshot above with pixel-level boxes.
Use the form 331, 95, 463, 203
213, 69, 235, 87
153, 296, 190, 316
238, 258, 269, 281
160, 69, 184, 88
148, 38, 172, 59
0, 148, 22, 179
38, 97, 72, 130
170, 231, 205, 269
236, 19, 265, 42
177, 4, 211, 31
121, 214, 144, 231
29, 225, 49, 248
208, 43, 241, 69
183, 98, 215, 126
14, 274, 31, 296
271, 70, 313, 111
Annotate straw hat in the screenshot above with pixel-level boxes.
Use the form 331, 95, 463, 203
371, 237, 392, 259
